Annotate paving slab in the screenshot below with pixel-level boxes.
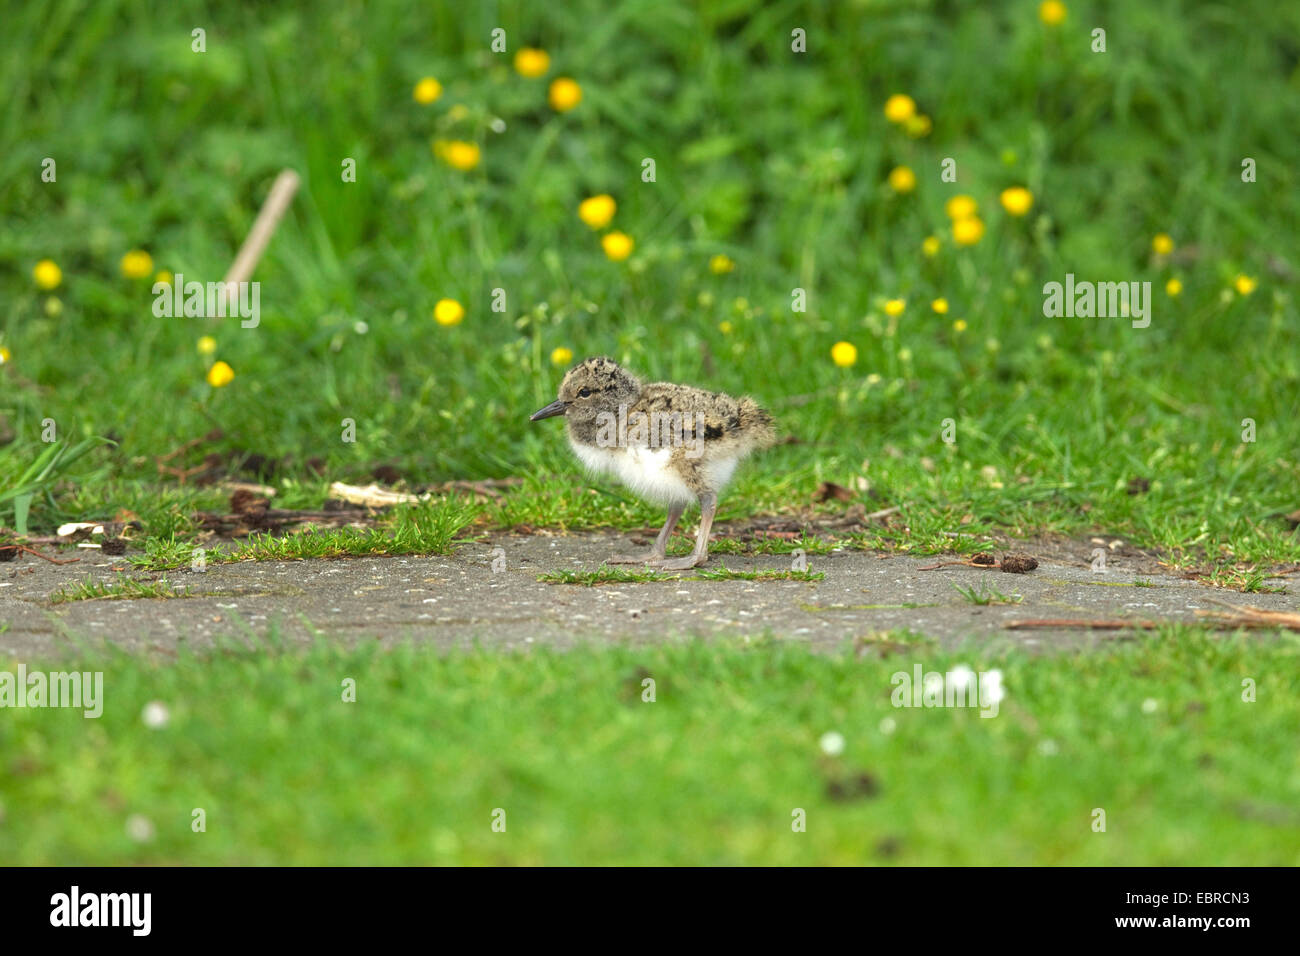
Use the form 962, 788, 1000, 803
2, 533, 1294, 659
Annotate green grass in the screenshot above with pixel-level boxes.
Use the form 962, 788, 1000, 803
952, 582, 1023, 606
538, 566, 674, 585
2, 631, 1297, 865
127, 498, 480, 569
49, 573, 190, 604
0, 0, 1296, 572
538, 564, 824, 584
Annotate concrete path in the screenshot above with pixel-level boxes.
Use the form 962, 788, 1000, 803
1, 533, 1294, 658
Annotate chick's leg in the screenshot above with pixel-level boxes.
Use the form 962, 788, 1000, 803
647, 492, 716, 571
608, 501, 686, 564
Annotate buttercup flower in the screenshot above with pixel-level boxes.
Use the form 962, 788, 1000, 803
884, 299, 905, 317
1165, 278, 1183, 297
883, 94, 916, 123
952, 216, 985, 245
578, 194, 616, 229
709, 254, 735, 274
888, 166, 917, 193
944, 195, 977, 220
548, 77, 582, 112
120, 249, 154, 279
1152, 233, 1174, 255
434, 299, 465, 326
551, 346, 574, 366
1000, 186, 1034, 216
602, 231, 634, 261
905, 114, 932, 138
953, 319, 968, 333
154, 270, 173, 286
206, 361, 234, 387
718, 321, 734, 335
1234, 275, 1257, 295
830, 341, 858, 368
413, 77, 442, 104
515, 48, 550, 78
0, 346, 10, 364
33, 259, 62, 290
1039, 1, 1067, 25
922, 236, 941, 257
931, 298, 949, 314
197, 336, 217, 355
435, 140, 481, 171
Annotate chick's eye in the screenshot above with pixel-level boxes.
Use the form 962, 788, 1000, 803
578, 388, 591, 398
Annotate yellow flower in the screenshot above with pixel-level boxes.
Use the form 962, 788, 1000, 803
197, 335, 217, 355
952, 216, 985, 246
1234, 275, 1257, 296
709, 254, 735, 275
905, 114, 932, 138
435, 140, 481, 171
1165, 278, 1183, 297
120, 249, 154, 279
515, 48, 550, 78
830, 341, 858, 368
548, 77, 582, 112
888, 166, 917, 193
434, 298, 465, 326
154, 270, 173, 286
931, 298, 949, 314
1000, 186, 1034, 216
448, 104, 469, 122
602, 231, 634, 261
550, 346, 574, 366
1039, 1, 1067, 25
0, 346, 10, 364
718, 321, 734, 335
922, 236, 941, 257
413, 77, 442, 104
206, 360, 235, 388
1152, 233, 1174, 256
944, 195, 977, 220
953, 319, 968, 333
884, 299, 905, 317
578, 194, 617, 229
45, 297, 62, 317
883, 94, 916, 123
33, 259, 62, 290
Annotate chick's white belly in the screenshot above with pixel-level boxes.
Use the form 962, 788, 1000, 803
570, 440, 695, 505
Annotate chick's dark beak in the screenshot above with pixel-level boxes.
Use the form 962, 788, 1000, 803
529, 398, 568, 422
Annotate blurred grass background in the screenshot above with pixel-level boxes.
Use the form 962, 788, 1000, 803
1, 0, 1298, 561
4, 631, 1298, 865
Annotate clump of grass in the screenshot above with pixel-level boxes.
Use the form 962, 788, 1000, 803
709, 534, 838, 557
129, 498, 481, 569
1207, 566, 1288, 594
50, 573, 189, 604
541, 565, 824, 585
129, 534, 200, 571
802, 601, 940, 612
952, 582, 1023, 606
693, 567, 824, 582
539, 566, 673, 585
